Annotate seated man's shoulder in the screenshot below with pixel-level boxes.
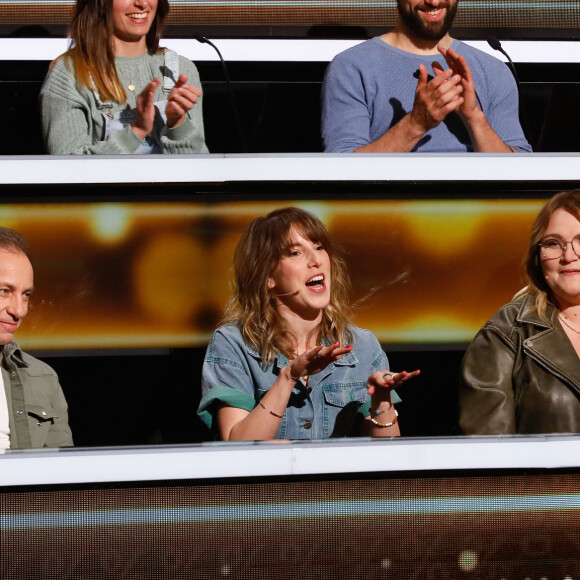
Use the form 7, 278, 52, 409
332, 37, 386, 64
16, 348, 58, 379
453, 40, 509, 74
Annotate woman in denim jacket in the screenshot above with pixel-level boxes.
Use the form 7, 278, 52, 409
198, 207, 419, 440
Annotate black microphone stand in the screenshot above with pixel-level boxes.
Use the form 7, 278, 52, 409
487, 36, 532, 147
194, 33, 248, 153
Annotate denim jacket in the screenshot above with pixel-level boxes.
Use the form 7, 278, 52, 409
198, 324, 399, 440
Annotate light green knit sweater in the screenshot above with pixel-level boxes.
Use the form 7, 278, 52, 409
40, 50, 208, 155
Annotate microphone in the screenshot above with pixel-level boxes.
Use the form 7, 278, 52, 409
273, 289, 300, 297
487, 36, 531, 145
193, 33, 248, 153
487, 36, 520, 86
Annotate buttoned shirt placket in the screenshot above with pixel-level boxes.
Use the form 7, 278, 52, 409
1, 346, 32, 449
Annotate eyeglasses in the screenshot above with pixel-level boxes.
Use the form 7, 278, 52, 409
539, 236, 580, 260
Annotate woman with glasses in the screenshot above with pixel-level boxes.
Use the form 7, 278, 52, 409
40, 0, 207, 155
459, 189, 580, 434
198, 207, 419, 440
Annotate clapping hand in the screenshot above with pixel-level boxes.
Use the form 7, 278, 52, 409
410, 63, 464, 132
132, 77, 162, 140
166, 74, 202, 128
436, 45, 481, 123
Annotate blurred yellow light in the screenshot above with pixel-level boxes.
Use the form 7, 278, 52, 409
91, 205, 131, 243
132, 232, 204, 325
405, 201, 540, 257
405, 201, 486, 256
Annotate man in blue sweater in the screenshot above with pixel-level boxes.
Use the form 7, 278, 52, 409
321, 0, 531, 153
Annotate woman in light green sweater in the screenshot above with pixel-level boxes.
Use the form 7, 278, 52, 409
40, 0, 208, 155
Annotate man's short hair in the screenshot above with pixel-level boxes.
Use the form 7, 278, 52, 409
0, 227, 28, 255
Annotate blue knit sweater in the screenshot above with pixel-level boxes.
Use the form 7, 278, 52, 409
321, 37, 531, 153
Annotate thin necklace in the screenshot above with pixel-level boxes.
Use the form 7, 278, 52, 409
559, 314, 580, 336
127, 62, 146, 92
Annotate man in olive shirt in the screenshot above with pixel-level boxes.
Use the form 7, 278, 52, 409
0, 228, 72, 450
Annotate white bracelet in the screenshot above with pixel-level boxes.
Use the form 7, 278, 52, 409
369, 409, 398, 428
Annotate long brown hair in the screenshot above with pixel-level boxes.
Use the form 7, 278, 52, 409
518, 189, 580, 318
222, 207, 353, 364
59, 0, 169, 104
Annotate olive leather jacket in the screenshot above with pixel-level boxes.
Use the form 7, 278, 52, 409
459, 293, 580, 434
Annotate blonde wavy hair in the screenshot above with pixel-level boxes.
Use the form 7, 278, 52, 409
56, 0, 169, 104
222, 207, 353, 364
516, 189, 580, 319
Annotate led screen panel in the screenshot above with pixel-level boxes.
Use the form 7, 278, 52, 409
3, 472, 580, 577
1, 198, 540, 350
2, 0, 580, 32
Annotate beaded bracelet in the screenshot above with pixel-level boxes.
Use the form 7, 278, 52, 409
259, 399, 284, 419
369, 409, 399, 428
